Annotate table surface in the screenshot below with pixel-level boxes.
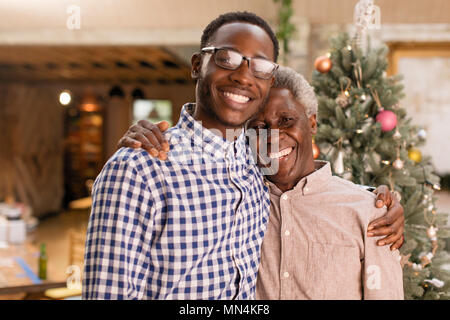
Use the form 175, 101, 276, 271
0, 242, 67, 295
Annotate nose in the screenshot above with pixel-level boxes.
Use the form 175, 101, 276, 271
229, 58, 254, 86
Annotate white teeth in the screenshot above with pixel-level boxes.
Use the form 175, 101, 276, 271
269, 147, 293, 159
223, 91, 250, 103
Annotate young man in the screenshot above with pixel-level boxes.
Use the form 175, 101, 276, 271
84, 11, 280, 300
86, 12, 404, 300
247, 67, 403, 299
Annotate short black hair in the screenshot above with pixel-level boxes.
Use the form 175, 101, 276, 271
200, 11, 279, 62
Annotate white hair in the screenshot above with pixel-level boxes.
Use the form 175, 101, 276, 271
273, 66, 318, 118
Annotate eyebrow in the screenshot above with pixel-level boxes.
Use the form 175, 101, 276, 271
277, 110, 298, 117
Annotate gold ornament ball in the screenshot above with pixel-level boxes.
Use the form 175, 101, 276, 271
312, 142, 320, 159
408, 148, 422, 163
314, 55, 332, 73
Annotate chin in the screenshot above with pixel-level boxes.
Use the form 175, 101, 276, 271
216, 107, 253, 128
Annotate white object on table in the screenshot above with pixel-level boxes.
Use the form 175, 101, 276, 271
8, 219, 26, 244
0, 216, 7, 243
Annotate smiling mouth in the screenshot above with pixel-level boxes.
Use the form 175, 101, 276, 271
269, 147, 293, 160
222, 91, 251, 104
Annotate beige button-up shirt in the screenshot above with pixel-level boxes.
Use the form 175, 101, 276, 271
256, 161, 404, 300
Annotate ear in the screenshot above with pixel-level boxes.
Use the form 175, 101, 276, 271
309, 114, 317, 135
191, 53, 202, 80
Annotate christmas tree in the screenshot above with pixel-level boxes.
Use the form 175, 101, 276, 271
311, 32, 450, 299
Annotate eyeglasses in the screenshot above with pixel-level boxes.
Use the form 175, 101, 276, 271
201, 47, 278, 80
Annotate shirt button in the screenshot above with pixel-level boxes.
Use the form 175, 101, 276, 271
281, 194, 288, 200
283, 272, 290, 278
284, 230, 290, 236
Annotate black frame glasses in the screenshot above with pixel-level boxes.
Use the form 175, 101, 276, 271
201, 46, 278, 80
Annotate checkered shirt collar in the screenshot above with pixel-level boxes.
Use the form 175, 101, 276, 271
177, 103, 248, 162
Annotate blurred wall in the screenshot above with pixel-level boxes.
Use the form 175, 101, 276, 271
0, 0, 448, 31
0, 80, 194, 217
0, 83, 64, 217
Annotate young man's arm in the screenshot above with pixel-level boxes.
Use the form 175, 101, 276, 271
362, 208, 404, 300
83, 154, 154, 300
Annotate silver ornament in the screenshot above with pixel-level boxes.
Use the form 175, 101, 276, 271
393, 130, 402, 140
427, 226, 438, 239
333, 150, 345, 175
335, 93, 350, 108
418, 129, 427, 140
393, 158, 404, 170
424, 278, 444, 288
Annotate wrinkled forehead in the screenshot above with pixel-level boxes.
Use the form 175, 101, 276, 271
248, 88, 306, 124
267, 88, 301, 113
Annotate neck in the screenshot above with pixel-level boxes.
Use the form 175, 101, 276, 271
192, 102, 243, 141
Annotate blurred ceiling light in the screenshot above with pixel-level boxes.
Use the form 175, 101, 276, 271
59, 90, 72, 105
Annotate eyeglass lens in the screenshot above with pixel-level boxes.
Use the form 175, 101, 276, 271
214, 49, 275, 79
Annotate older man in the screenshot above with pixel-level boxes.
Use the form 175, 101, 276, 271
247, 66, 403, 299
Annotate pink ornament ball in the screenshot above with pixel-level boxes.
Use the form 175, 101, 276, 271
376, 110, 397, 132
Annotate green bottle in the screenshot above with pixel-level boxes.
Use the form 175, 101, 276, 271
38, 243, 47, 280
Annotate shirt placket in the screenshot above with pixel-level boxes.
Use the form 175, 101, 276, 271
279, 191, 293, 299
225, 146, 248, 299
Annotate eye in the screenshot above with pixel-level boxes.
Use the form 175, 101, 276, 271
248, 122, 266, 130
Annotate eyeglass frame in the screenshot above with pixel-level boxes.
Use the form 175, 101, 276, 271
200, 46, 279, 80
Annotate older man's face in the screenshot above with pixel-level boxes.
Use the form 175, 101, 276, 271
247, 87, 317, 188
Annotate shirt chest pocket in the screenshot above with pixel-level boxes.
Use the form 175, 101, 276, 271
304, 242, 362, 300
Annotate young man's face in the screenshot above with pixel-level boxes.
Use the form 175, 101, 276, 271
247, 87, 317, 188
192, 22, 275, 128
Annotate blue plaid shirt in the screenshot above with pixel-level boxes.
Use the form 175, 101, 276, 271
83, 103, 270, 300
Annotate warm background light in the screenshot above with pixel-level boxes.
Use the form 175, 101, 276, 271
59, 91, 71, 105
